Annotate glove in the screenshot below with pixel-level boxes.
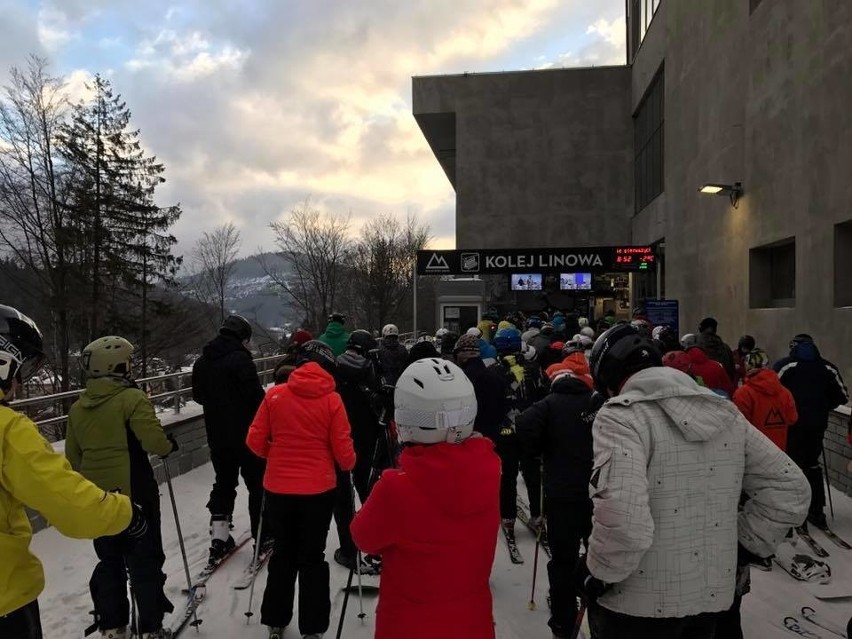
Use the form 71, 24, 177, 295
573, 555, 610, 603
125, 502, 148, 540
167, 434, 179, 454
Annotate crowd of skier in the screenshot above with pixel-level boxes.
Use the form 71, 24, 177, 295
1, 301, 851, 639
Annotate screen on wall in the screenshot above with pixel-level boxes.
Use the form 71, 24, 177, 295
510, 274, 542, 291
560, 273, 592, 290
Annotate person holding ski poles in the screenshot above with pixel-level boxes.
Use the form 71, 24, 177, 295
0, 305, 142, 639
351, 358, 501, 639
246, 340, 355, 639
66, 336, 177, 639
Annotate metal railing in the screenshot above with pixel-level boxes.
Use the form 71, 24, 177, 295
9, 354, 287, 434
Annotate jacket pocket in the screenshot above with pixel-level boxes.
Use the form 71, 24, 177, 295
589, 449, 612, 498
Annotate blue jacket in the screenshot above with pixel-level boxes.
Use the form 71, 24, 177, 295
773, 342, 849, 431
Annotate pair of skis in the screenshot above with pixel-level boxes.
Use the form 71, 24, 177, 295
784, 606, 847, 638
797, 524, 852, 558
501, 498, 550, 565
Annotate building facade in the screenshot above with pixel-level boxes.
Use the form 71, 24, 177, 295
413, 0, 852, 383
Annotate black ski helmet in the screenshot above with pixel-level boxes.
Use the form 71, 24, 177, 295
738, 335, 756, 352
347, 329, 377, 355
0, 304, 45, 391
589, 323, 662, 394
328, 312, 346, 325
297, 340, 337, 373
220, 314, 252, 341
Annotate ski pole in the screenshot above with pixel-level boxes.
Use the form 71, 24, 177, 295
163, 458, 201, 630
528, 458, 545, 610
351, 472, 366, 621
571, 599, 588, 639
334, 565, 355, 639
821, 449, 835, 520
129, 568, 139, 639
245, 491, 267, 624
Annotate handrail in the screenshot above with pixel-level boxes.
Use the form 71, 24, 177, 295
9, 354, 287, 430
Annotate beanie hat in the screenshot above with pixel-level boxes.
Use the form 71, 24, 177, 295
454, 333, 481, 355
698, 317, 718, 334
497, 320, 515, 331
562, 352, 590, 375
466, 327, 482, 337
408, 340, 439, 364
292, 329, 313, 346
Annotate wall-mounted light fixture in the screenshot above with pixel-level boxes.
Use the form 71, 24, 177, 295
699, 182, 743, 208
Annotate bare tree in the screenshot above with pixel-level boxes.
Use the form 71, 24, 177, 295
190, 222, 241, 323
348, 213, 431, 330
259, 199, 351, 332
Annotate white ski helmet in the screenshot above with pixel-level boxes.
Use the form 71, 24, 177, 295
394, 358, 478, 445
382, 323, 399, 338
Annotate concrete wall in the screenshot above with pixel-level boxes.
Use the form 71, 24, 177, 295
825, 408, 852, 499
636, 0, 852, 380
29, 415, 210, 534
414, 67, 635, 250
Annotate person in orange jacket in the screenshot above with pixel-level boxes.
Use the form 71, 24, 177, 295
351, 358, 501, 639
245, 340, 355, 639
733, 349, 798, 450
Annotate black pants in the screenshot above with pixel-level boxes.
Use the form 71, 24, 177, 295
334, 422, 382, 558
0, 600, 41, 639
495, 431, 542, 520
715, 595, 743, 639
90, 500, 173, 633
334, 467, 358, 558
547, 498, 592, 638
261, 490, 336, 633
588, 604, 719, 639
786, 425, 827, 519
207, 444, 266, 538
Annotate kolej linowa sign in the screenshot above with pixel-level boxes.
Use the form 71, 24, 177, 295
415, 246, 656, 275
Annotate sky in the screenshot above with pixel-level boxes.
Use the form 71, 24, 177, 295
0, 0, 626, 259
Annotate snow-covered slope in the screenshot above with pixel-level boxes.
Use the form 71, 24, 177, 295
31, 462, 852, 638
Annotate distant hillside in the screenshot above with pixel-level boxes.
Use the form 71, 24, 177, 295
181, 252, 302, 329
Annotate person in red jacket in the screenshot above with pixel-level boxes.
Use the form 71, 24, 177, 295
686, 345, 736, 398
246, 340, 356, 639
351, 358, 501, 639
733, 349, 798, 451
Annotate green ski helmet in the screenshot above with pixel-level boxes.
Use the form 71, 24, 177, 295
82, 336, 134, 378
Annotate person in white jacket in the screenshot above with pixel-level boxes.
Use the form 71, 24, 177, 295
575, 323, 810, 639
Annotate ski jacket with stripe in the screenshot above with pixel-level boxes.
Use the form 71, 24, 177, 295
0, 389, 131, 617
457, 357, 510, 441
246, 362, 355, 495
773, 342, 849, 432
587, 366, 810, 619
351, 436, 500, 639
66, 377, 173, 503
733, 369, 798, 451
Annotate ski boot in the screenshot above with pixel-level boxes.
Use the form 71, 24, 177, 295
268, 627, 285, 639
302, 634, 323, 639
101, 629, 127, 639
209, 514, 236, 564
139, 629, 172, 639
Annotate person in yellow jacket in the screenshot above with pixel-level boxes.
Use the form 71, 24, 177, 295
66, 336, 177, 639
0, 305, 143, 639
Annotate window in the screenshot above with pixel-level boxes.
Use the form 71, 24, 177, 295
835, 221, 852, 307
629, 0, 662, 60
634, 69, 664, 212
749, 238, 796, 308
749, 0, 764, 15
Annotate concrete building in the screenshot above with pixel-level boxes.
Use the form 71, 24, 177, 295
413, 0, 852, 384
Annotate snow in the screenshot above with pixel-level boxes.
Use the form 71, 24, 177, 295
31, 462, 852, 638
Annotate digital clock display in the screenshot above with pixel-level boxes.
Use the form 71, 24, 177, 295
612, 247, 656, 271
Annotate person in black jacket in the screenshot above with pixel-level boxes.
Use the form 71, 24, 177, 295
377, 324, 409, 386
332, 329, 383, 573
516, 360, 598, 639
192, 315, 267, 561
454, 334, 510, 442
774, 334, 849, 528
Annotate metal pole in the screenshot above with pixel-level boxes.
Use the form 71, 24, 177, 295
822, 448, 835, 520
174, 373, 181, 415
412, 265, 418, 342
163, 459, 201, 630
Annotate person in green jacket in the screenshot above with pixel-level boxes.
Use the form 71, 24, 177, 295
0, 306, 144, 639
317, 312, 350, 357
66, 336, 177, 639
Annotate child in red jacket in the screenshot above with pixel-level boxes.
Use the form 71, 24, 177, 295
733, 348, 798, 450
246, 340, 355, 639
351, 358, 501, 639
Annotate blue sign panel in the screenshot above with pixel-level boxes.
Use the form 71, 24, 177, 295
645, 300, 679, 337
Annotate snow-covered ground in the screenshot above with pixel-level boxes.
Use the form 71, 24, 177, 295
32, 462, 852, 638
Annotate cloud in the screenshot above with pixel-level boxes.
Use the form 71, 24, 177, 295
1, 0, 625, 259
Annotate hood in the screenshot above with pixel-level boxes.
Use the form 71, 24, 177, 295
286, 362, 337, 398
202, 333, 246, 360
479, 341, 497, 360
686, 346, 711, 365
381, 337, 403, 350
323, 321, 346, 338
791, 341, 820, 361
609, 366, 736, 443
336, 350, 370, 383
745, 368, 785, 395
80, 376, 133, 407
400, 437, 498, 517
